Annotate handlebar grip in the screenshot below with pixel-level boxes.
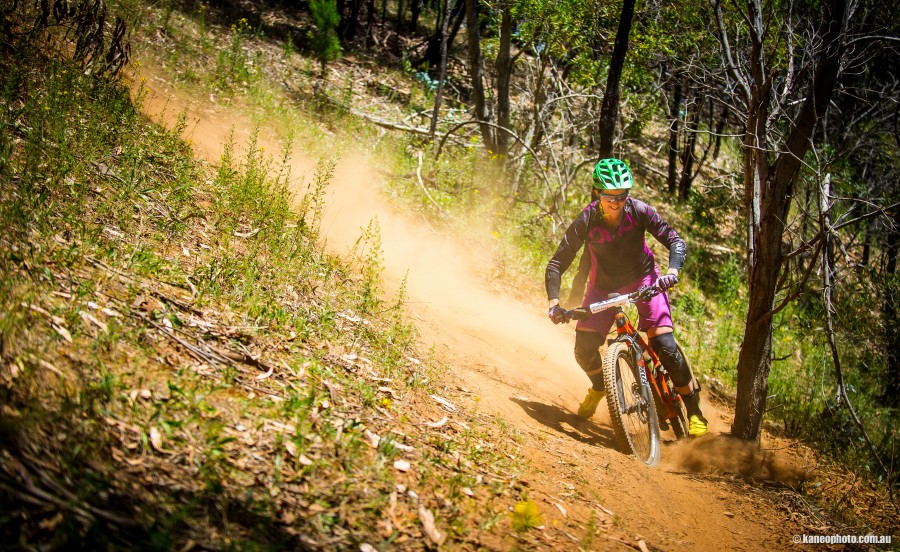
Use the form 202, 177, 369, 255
565, 307, 590, 322
636, 285, 661, 301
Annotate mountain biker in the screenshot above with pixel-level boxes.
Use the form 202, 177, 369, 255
545, 158, 708, 437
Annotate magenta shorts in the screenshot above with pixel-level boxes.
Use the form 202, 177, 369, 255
575, 268, 673, 335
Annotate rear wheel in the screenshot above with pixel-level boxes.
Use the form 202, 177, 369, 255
603, 341, 660, 466
652, 344, 694, 440
651, 370, 688, 439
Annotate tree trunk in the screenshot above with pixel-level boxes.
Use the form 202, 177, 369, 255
344, 0, 360, 41
713, 105, 729, 159
464, 0, 493, 151
396, 0, 405, 30
335, 0, 345, 41
884, 284, 900, 406
409, 0, 422, 32
798, 180, 814, 273
860, 217, 872, 267
365, 0, 376, 48
732, 80, 775, 440
885, 213, 900, 405
731, 0, 848, 441
887, 211, 899, 274
421, 0, 464, 68
495, 2, 513, 156
447, 5, 465, 51
678, 91, 700, 200
667, 75, 682, 195
597, 0, 636, 159
528, 55, 551, 155
429, 0, 453, 137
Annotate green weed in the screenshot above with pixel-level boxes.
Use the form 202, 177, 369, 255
215, 18, 259, 91
349, 217, 385, 314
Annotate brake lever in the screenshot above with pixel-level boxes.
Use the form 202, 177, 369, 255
565, 307, 591, 322
634, 285, 661, 302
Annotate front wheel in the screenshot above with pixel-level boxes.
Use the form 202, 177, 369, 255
603, 341, 661, 466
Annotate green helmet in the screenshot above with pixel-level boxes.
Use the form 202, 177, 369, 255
592, 158, 633, 190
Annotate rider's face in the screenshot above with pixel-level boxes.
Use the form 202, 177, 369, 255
599, 190, 628, 213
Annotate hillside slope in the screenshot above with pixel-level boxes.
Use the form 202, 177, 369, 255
6, 1, 893, 548
134, 64, 817, 551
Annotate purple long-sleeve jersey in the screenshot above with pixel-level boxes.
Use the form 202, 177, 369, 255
545, 198, 686, 300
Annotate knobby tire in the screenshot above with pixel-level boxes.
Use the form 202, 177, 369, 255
603, 341, 661, 466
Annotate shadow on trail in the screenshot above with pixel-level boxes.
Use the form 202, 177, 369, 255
0, 407, 307, 551
509, 397, 618, 450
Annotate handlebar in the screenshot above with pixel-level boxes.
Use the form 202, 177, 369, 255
561, 285, 660, 323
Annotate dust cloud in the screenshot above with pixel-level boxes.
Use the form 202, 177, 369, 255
668, 435, 813, 487
322, 156, 589, 408
133, 76, 591, 417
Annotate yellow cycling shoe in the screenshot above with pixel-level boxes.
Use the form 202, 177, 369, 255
689, 415, 708, 437
577, 388, 606, 419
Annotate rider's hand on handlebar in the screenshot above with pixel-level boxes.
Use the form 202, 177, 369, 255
656, 274, 679, 292
569, 307, 590, 321
548, 304, 567, 325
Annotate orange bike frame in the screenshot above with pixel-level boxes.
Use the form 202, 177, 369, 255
614, 311, 680, 420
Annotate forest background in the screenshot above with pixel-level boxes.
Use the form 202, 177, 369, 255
226, 0, 900, 479
1, 0, 898, 548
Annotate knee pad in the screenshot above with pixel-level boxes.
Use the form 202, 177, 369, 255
574, 331, 604, 374
649, 333, 691, 388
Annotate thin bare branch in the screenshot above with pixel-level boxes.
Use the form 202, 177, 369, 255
434, 118, 555, 202
714, 0, 752, 100
819, 174, 899, 515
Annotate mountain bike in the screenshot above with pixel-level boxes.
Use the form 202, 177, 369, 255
562, 285, 694, 466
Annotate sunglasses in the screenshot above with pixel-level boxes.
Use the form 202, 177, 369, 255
599, 191, 629, 204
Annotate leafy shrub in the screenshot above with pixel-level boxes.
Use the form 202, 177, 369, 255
672, 287, 707, 320
686, 188, 716, 228
309, 0, 341, 75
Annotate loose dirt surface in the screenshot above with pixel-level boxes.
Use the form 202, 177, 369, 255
134, 70, 815, 551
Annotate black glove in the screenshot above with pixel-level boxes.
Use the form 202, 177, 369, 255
548, 305, 567, 325
656, 274, 679, 292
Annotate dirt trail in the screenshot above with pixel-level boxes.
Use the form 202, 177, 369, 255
135, 72, 805, 551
